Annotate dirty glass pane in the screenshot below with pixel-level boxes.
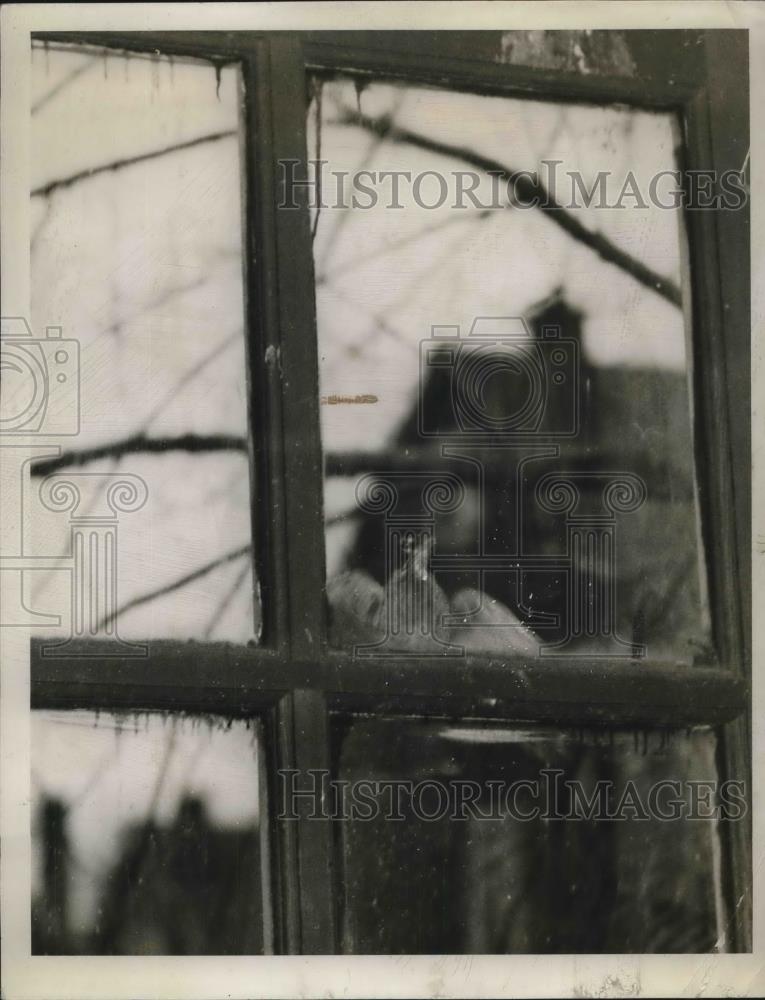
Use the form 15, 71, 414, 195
22, 43, 257, 644
334, 717, 728, 953
32, 710, 268, 954
310, 76, 710, 663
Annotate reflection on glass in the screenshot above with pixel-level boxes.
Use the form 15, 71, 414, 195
32, 711, 266, 954
335, 717, 724, 953
28, 44, 256, 643
311, 76, 710, 662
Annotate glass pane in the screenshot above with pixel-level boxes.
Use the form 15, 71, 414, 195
32, 710, 268, 954
334, 717, 728, 953
22, 43, 256, 644
310, 76, 710, 663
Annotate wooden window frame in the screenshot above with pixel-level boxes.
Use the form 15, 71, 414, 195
30, 29, 751, 955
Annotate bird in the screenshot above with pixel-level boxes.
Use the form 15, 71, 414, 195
328, 533, 451, 652
449, 587, 540, 657
327, 567, 386, 649
328, 535, 540, 658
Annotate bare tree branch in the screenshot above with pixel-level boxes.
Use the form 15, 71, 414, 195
101, 276, 208, 338
29, 330, 241, 600
29, 333, 244, 478
32, 130, 237, 199
96, 543, 251, 632
31, 432, 247, 477
316, 209, 491, 285
31, 198, 55, 251
317, 89, 407, 268
323, 215, 477, 362
139, 329, 242, 431
334, 107, 683, 309
32, 55, 99, 115
202, 558, 251, 639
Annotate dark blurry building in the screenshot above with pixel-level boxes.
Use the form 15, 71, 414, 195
33, 795, 263, 955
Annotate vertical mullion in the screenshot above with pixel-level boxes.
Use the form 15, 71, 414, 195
268, 34, 327, 661
268, 34, 336, 954
242, 45, 290, 655
681, 35, 751, 951
252, 34, 336, 954
683, 87, 746, 681
257, 714, 277, 954
702, 30, 752, 954
716, 718, 752, 951
269, 695, 303, 953
291, 689, 337, 953
701, 31, 751, 952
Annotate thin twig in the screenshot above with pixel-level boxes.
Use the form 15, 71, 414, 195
96, 543, 251, 632
139, 328, 242, 430
99, 276, 208, 339
318, 89, 406, 268
316, 209, 491, 285
202, 558, 251, 639
32, 55, 99, 115
32, 129, 237, 199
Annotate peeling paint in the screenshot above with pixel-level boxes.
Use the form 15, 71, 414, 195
498, 30, 637, 78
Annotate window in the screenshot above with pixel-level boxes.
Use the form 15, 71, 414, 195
313, 75, 709, 663
26, 30, 750, 956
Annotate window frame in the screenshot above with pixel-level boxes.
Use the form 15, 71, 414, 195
30, 28, 751, 956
